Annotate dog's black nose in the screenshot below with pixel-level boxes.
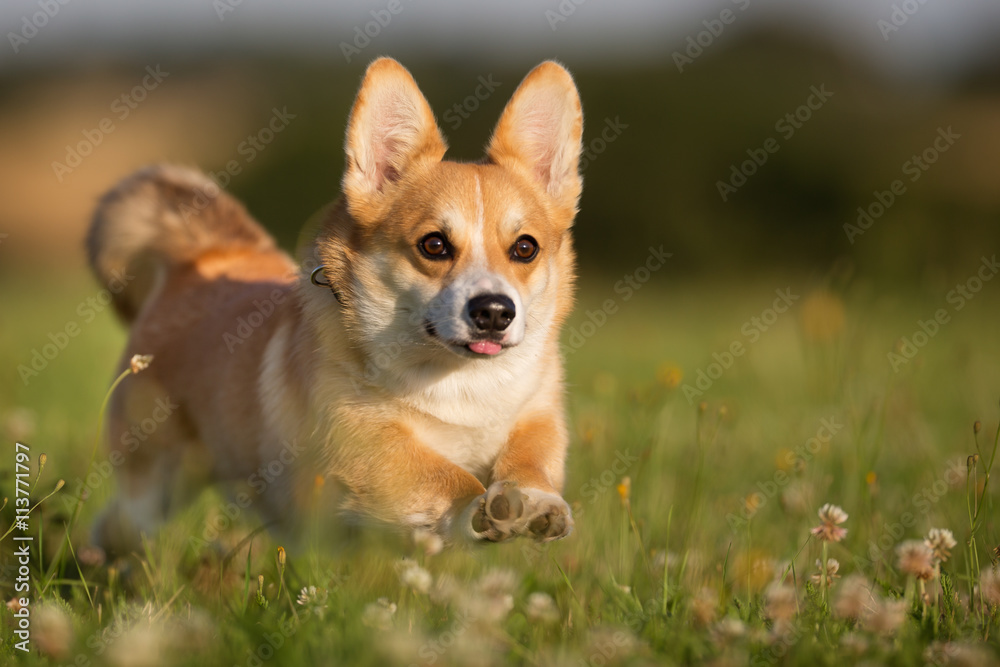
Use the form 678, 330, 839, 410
467, 294, 516, 333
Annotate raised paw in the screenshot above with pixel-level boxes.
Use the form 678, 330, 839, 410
465, 481, 573, 543
519, 487, 574, 542
469, 480, 525, 541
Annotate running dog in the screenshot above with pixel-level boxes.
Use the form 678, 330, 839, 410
87, 58, 583, 554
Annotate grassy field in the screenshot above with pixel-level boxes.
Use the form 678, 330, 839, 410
3, 268, 1000, 666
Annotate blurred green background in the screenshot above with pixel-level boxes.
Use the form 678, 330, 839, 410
0, 1, 997, 286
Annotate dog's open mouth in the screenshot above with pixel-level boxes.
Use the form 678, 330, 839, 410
424, 321, 506, 357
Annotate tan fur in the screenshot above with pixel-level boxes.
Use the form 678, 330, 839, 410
89, 59, 583, 555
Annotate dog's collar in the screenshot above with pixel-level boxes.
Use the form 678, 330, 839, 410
310, 265, 347, 307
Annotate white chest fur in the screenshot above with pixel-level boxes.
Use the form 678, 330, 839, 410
413, 417, 511, 481
402, 345, 544, 480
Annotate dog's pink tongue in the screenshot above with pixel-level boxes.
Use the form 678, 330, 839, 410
468, 341, 502, 356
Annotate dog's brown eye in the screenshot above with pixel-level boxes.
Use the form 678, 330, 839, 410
419, 233, 450, 260
511, 235, 539, 262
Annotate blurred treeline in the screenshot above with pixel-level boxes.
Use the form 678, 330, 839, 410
1, 31, 998, 283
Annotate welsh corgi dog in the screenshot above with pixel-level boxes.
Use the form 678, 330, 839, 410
86, 58, 583, 555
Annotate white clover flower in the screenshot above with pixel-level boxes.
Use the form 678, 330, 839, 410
362, 598, 397, 629
396, 558, 432, 594
297, 585, 329, 619
525, 592, 559, 624
810, 503, 848, 542
924, 528, 957, 563
896, 540, 937, 581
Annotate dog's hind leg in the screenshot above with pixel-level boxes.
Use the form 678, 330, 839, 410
90, 377, 202, 559
92, 457, 177, 558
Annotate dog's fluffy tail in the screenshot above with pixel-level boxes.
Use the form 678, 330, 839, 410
87, 164, 276, 322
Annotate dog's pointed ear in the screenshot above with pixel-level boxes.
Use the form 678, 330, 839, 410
486, 61, 583, 213
342, 58, 447, 216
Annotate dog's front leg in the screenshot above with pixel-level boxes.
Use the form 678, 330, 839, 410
461, 413, 574, 543
332, 419, 487, 535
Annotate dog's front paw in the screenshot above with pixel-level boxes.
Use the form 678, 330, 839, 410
468, 480, 525, 542
465, 481, 573, 542
521, 489, 574, 542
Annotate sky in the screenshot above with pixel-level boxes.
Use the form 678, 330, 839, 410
2, 0, 999, 82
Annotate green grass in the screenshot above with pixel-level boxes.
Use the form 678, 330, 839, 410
3, 270, 1000, 666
